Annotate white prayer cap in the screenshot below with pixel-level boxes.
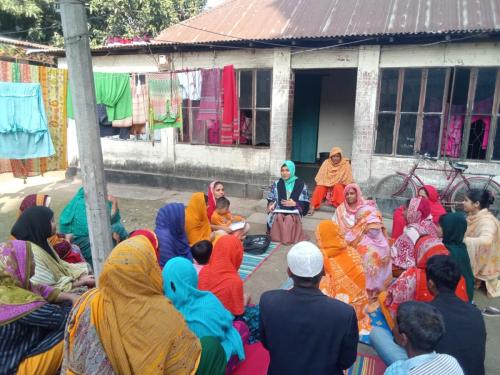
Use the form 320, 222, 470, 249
287, 241, 324, 278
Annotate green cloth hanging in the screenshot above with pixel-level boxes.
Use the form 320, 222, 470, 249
67, 72, 132, 121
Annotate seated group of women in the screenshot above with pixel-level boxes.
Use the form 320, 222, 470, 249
381, 188, 500, 328
0, 185, 256, 375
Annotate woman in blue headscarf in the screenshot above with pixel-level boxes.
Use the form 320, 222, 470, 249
266, 160, 310, 244
162, 257, 245, 363
155, 203, 192, 267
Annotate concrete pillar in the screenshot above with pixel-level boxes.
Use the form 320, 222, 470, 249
351, 46, 381, 188
164, 127, 176, 166
269, 48, 292, 179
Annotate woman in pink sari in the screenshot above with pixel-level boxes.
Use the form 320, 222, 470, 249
391, 197, 439, 273
333, 183, 366, 236
346, 205, 392, 305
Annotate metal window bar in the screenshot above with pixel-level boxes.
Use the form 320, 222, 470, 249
485, 68, 500, 161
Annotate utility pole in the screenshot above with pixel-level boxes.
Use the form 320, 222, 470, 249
59, 0, 113, 278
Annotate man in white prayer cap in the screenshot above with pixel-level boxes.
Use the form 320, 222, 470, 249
259, 241, 359, 375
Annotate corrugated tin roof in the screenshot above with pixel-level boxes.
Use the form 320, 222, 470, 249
156, 0, 500, 44
0, 36, 53, 50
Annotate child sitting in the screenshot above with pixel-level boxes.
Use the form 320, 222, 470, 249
190, 240, 213, 274
211, 197, 250, 240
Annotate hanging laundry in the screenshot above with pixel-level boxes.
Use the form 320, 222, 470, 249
178, 70, 202, 100
131, 73, 148, 134
148, 72, 183, 129
67, 72, 132, 123
221, 65, 239, 145
0, 82, 55, 159
198, 68, 221, 144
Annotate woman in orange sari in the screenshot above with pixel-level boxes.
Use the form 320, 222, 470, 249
316, 220, 371, 335
62, 234, 204, 375
185, 192, 216, 246
380, 236, 469, 329
310, 147, 353, 214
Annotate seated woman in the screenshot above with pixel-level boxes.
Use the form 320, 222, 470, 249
315, 220, 371, 335
310, 147, 353, 214
198, 236, 259, 342
185, 192, 223, 246
18, 193, 85, 264
333, 183, 369, 236
380, 236, 468, 328
391, 185, 446, 240
0, 240, 78, 375
11, 206, 94, 292
440, 213, 475, 301
345, 205, 392, 305
391, 197, 439, 273
463, 189, 500, 297
59, 187, 128, 264
266, 160, 309, 245
163, 257, 245, 363
207, 180, 225, 222
62, 234, 226, 375
155, 203, 193, 267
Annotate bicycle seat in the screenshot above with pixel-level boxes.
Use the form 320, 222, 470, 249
449, 161, 468, 171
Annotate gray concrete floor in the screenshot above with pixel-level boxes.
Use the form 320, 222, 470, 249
1, 172, 499, 372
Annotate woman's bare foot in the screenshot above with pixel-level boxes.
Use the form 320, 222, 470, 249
308, 208, 315, 216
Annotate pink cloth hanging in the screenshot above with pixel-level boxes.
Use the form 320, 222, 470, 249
221, 65, 239, 145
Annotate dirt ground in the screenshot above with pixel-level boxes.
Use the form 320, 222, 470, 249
1, 171, 499, 371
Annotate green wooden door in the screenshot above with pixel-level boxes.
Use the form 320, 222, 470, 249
291, 74, 321, 163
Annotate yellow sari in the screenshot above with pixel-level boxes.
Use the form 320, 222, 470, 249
63, 236, 201, 375
316, 220, 371, 334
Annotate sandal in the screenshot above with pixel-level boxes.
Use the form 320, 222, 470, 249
482, 306, 500, 317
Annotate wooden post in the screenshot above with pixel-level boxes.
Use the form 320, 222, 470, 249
59, 0, 113, 278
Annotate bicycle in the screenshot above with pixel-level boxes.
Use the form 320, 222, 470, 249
373, 154, 500, 219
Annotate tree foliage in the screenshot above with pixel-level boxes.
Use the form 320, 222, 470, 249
0, 0, 207, 47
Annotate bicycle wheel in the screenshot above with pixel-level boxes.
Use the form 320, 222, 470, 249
449, 177, 500, 219
374, 174, 416, 218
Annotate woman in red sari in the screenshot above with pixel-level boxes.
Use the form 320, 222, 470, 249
380, 236, 468, 329
391, 197, 439, 272
391, 185, 446, 240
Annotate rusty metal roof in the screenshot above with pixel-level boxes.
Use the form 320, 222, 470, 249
0, 36, 53, 50
156, 0, 500, 44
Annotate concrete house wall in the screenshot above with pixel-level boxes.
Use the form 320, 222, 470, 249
59, 41, 500, 197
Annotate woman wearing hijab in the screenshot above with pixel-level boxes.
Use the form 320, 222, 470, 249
18, 193, 85, 264
380, 236, 468, 328
316, 220, 371, 334
11, 206, 92, 292
333, 183, 371, 236
185, 192, 216, 246
129, 228, 160, 261
59, 187, 128, 264
198, 236, 260, 343
439, 213, 475, 301
391, 185, 446, 239
391, 197, 439, 273
163, 257, 245, 363
310, 147, 353, 214
345, 205, 392, 304
0, 240, 78, 375
266, 160, 309, 245
62, 235, 207, 375
156, 203, 193, 267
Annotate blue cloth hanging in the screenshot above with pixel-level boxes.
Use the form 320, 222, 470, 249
0, 82, 54, 159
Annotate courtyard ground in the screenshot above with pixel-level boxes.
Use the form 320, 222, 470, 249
1, 171, 499, 372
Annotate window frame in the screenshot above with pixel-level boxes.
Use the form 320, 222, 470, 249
374, 66, 500, 162
178, 68, 273, 148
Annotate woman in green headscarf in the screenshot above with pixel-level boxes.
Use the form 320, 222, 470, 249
59, 187, 128, 264
266, 161, 310, 244
439, 213, 475, 300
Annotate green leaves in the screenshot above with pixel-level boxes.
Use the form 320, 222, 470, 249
0, 0, 207, 47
